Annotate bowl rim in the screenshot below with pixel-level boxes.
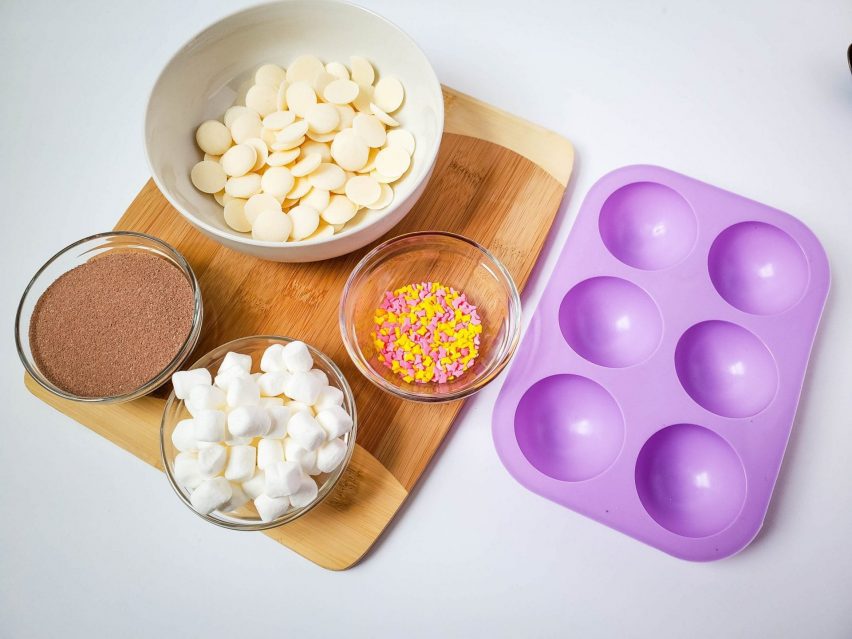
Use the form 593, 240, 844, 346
15, 230, 204, 404
160, 334, 358, 531
143, 0, 445, 250
339, 230, 523, 402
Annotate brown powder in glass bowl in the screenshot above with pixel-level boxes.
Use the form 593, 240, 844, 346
29, 251, 195, 398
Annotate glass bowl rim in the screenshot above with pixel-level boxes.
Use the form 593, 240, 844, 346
338, 230, 522, 403
160, 334, 358, 531
15, 230, 204, 404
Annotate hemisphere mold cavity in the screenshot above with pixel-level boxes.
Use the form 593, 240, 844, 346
515, 375, 625, 482
708, 221, 810, 315
635, 423, 747, 538
599, 181, 698, 270
675, 320, 778, 418
559, 277, 663, 368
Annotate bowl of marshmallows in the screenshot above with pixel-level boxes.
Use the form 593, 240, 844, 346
145, 0, 444, 262
161, 336, 356, 530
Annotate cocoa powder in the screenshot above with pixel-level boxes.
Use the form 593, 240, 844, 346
29, 251, 195, 397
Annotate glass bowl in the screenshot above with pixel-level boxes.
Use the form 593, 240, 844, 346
160, 335, 357, 531
339, 231, 522, 402
15, 231, 203, 403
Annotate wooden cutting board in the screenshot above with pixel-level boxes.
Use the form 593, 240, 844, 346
25, 87, 574, 570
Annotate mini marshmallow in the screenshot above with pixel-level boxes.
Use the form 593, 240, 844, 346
242, 470, 266, 499
284, 437, 318, 474
316, 405, 354, 440
257, 438, 284, 470
284, 371, 324, 405
266, 405, 292, 438
198, 443, 228, 477
259, 396, 285, 409
258, 370, 290, 397
224, 444, 256, 482
254, 494, 290, 522
260, 343, 287, 373
226, 376, 261, 408
172, 368, 212, 400
285, 400, 313, 416
265, 460, 302, 497
184, 400, 203, 418
193, 410, 226, 442
218, 351, 252, 376
287, 411, 326, 451
314, 385, 344, 411
308, 368, 329, 386
214, 365, 249, 392
222, 483, 249, 512
171, 418, 197, 452
316, 437, 347, 473
188, 384, 226, 412
228, 406, 271, 437
282, 340, 313, 372
174, 451, 203, 490
289, 475, 319, 509
190, 477, 232, 515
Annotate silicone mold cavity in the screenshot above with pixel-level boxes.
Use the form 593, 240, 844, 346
635, 424, 746, 538
515, 375, 624, 482
709, 221, 809, 315
599, 181, 697, 270
675, 321, 778, 418
493, 165, 829, 561
559, 277, 663, 368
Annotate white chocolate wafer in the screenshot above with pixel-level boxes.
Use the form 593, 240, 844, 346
288, 205, 320, 240
224, 198, 251, 232
191, 161, 227, 194
345, 175, 381, 206
325, 61, 349, 81
285, 81, 317, 117
352, 113, 386, 148
331, 128, 369, 171
220, 144, 257, 177
244, 193, 281, 225
196, 120, 232, 155
255, 63, 286, 87
286, 55, 324, 83
349, 56, 375, 86
245, 84, 278, 116
321, 194, 357, 225
252, 209, 292, 242
323, 79, 359, 105
373, 77, 404, 113
225, 173, 262, 198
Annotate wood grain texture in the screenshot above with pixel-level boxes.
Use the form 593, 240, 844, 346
24, 86, 573, 570
443, 88, 575, 187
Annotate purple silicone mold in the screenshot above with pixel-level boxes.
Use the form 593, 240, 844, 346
492, 165, 830, 561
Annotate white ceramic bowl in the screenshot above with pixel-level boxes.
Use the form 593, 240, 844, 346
145, 0, 443, 262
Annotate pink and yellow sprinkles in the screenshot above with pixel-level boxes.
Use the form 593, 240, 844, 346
372, 282, 482, 384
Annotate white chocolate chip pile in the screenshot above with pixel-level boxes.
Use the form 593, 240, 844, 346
190, 55, 415, 242
169, 341, 353, 521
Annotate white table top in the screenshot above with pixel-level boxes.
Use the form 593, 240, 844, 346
3, 0, 851, 636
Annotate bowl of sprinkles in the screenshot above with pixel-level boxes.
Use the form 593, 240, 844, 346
373, 282, 483, 384
339, 232, 521, 402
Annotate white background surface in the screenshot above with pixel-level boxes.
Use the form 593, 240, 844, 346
2, 1, 851, 636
